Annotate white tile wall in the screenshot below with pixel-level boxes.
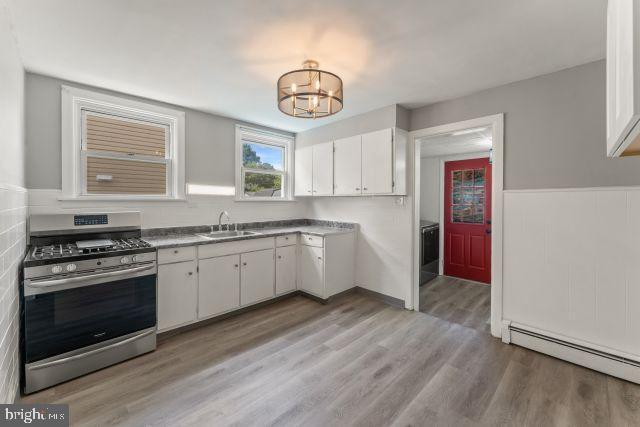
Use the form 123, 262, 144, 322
28, 190, 308, 229
503, 187, 640, 359
0, 184, 27, 403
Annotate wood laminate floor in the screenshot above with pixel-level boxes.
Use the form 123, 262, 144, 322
22, 292, 640, 426
419, 275, 492, 334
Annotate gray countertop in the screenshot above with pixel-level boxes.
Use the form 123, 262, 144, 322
142, 225, 355, 249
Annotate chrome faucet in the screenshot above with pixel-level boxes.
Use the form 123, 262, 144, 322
217, 210, 231, 232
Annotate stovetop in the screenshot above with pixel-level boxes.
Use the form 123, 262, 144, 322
24, 237, 154, 267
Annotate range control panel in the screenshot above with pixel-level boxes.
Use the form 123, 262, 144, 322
74, 214, 109, 226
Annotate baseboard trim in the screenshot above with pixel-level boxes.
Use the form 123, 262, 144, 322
354, 286, 405, 309
509, 325, 640, 384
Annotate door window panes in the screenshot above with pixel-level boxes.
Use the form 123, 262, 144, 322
451, 168, 485, 224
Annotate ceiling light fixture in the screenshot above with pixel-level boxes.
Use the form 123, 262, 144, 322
277, 60, 343, 119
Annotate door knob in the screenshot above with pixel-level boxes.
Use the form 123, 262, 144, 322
485, 229, 492, 234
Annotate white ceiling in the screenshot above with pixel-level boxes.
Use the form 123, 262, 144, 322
5, 0, 606, 132
420, 127, 492, 158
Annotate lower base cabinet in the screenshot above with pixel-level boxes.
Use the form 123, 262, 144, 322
198, 254, 240, 319
299, 245, 324, 297
157, 260, 198, 331
240, 249, 275, 306
275, 245, 297, 295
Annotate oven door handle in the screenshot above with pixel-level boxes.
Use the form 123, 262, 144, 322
27, 329, 155, 371
26, 264, 156, 288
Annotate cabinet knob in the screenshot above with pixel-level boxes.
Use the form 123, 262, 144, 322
285, 237, 289, 240
188, 272, 193, 276
173, 250, 179, 254
234, 264, 238, 268
317, 256, 322, 260
363, 187, 368, 191
277, 255, 282, 259
307, 190, 312, 193
243, 262, 247, 266
355, 187, 360, 191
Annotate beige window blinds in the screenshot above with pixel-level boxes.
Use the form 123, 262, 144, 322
82, 112, 169, 195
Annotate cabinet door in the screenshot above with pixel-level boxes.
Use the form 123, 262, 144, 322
312, 142, 334, 196
333, 135, 362, 195
241, 249, 275, 306
606, 0, 640, 156
198, 255, 240, 319
295, 146, 313, 196
276, 245, 297, 295
299, 245, 324, 297
157, 260, 197, 331
362, 128, 393, 194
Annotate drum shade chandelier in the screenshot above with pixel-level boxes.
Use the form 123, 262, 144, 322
277, 60, 343, 119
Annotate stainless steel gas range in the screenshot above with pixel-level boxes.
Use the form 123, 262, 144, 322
21, 212, 157, 394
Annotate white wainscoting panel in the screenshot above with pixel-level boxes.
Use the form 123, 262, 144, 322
504, 187, 640, 359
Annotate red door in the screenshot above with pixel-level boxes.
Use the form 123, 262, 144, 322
443, 158, 491, 284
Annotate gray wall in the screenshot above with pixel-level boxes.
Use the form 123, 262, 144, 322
25, 73, 294, 190
296, 104, 406, 147
410, 60, 640, 190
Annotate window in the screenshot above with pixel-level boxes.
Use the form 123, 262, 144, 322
235, 126, 293, 201
61, 86, 185, 200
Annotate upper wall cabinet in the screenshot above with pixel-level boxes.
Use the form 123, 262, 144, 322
294, 142, 334, 196
297, 127, 406, 197
606, 0, 640, 157
334, 135, 363, 195
361, 128, 393, 195
312, 142, 334, 196
294, 146, 313, 196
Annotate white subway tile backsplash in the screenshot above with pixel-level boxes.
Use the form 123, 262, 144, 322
0, 184, 26, 403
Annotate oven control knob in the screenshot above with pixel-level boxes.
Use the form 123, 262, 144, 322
120, 256, 130, 264
66, 263, 77, 272
131, 255, 139, 263
51, 265, 63, 274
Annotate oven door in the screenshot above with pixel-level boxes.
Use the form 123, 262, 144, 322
23, 265, 156, 363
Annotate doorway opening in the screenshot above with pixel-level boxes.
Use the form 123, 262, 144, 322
411, 114, 504, 338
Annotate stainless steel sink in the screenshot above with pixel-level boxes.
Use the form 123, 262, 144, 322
196, 230, 261, 240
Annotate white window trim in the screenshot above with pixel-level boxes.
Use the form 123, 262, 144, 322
235, 125, 294, 202
61, 85, 186, 201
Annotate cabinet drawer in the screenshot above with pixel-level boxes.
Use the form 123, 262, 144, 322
276, 234, 297, 247
198, 237, 275, 259
301, 234, 323, 247
158, 246, 197, 265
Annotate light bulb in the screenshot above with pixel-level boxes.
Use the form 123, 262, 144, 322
313, 96, 318, 107
291, 83, 297, 93
315, 80, 320, 90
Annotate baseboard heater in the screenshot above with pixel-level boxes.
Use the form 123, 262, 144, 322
502, 321, 640, 384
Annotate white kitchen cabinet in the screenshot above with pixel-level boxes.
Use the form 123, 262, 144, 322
361, 128, 393, 194
294, 146, 313, 195
240, 249, 275, 305
157, 260, 198, 331
198, 254, 240, 319
312, 142, 334, 196
275, 245, 297, 295
299, 232, 356, 300
299, 245, 325, 297
606, 0, 640, 157
334, 135, 362, 195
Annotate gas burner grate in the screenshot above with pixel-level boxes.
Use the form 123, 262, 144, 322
31, 238, 151, 259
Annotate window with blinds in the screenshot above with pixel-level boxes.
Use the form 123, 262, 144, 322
81, 112, 170, 195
